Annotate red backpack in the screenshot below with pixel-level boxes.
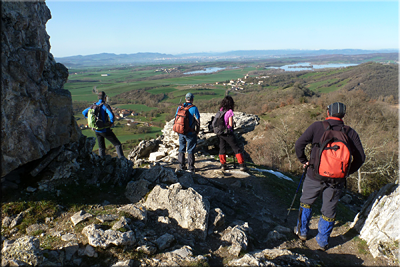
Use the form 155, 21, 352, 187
313, 121, 352, 180
173, 104, 196, 134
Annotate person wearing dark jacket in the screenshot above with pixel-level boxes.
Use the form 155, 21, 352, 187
82, 91, 125, 159
294, 102, 365, 250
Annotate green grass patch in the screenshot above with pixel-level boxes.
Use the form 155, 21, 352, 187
115, 104, 157, 112
81, 126, 162, 150
146, 87, 177, 94
307, 78, 338, 91
353, 236, 369, 254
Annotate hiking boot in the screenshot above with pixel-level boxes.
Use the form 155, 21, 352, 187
175, 165, 186, 173
294, 226, 307, 241
239, 164, 248, 171
188, 168, 196, 174
317, 244, 328, 251
221, 164, 227, 171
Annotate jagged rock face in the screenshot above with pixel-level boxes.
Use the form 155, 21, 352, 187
358, 184, 400, 260
1, 1, 80, 177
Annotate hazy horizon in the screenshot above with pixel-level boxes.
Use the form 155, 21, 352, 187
46, 1, 399, 58
54, 48, 399, 59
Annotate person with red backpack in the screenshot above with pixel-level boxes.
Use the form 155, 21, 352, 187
294, 102, 365, 251
174, 93, 200, 173
82, 91, 125, 159
216, 96, 247, 171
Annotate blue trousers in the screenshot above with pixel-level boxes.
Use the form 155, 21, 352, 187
178, 134, 197, 153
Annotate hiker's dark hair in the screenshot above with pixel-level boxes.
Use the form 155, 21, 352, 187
220, 96, 235, 111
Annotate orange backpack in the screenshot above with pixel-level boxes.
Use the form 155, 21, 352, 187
313, 121, 352, 180
173, 104, 195, 134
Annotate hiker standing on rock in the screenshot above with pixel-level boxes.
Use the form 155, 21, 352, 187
174, 93, 200, 173
294, 102, 365, 251
216, 96, 247, 171
82, 91, 125, 159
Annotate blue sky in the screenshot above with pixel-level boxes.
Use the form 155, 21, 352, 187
46, 1, 399, 57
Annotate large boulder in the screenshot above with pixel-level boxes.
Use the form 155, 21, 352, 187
2, 236, 43, 266
144, 183, 210, 240
82, 224, 136, 249
1, 1, 80, 177
357, 184, 400, 260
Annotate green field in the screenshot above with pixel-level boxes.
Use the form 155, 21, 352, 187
82, 126, 162, 150
147, 87, 177, 94
115, 104, 157, 112
66, 66, 257, 103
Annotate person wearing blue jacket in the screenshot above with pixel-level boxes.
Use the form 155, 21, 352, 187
175, 93, 200, 173
82, 91, 125, 158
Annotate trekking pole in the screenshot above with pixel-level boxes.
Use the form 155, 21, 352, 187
284, 165, 308, 223
233, 153, 236, 169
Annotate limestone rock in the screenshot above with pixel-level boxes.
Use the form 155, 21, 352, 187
70, 210, 92, 226
144, 183, 210, 240
148, 151, 167, 162
266, 230, 287, 242
26, 224, 49, 236
96, 214, 119, 223
228, 248, 314, 266
111, 260, 134, 267
359, 184, 400, 260
10, 208, 32, 228
60, 233, 78, 242
138, 164, 177, 184
112, 216, 132, 231
136, 244, 157, 255
155, 233, 175, 251
82, 224, 136, 249
351, 183, 398, 232
61, 241, 79, 261
128, 138, 161, 162
84, 245, 97, 257
1, 236, 43, 266
117, 204, 147, 222
178, 172, 195, 189
125, 179, 152, 203
221, 222, 252, 256
1, 1, 80, 177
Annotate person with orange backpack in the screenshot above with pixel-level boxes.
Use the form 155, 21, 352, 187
294, 102, 365, 251
173, 93, 200, 173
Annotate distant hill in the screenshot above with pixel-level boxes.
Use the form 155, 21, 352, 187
55, 49, 398, 68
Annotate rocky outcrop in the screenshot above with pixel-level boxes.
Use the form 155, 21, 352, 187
1, 1, 81, 177
82, 224, 136, 249
2, 236, 43, 266
228, 248, 314, 266
354, 184, 400, 260
144, 183, 210, 241
128, 112, 259, 164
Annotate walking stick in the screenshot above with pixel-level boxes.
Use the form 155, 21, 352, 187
284, 166, 308, 223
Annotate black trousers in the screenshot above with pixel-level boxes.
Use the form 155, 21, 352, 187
95, 129, 122, 157
218, 133, 241, 155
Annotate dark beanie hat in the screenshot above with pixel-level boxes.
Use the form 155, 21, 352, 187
328, 102, 346, 118
98, 91, 106, 100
